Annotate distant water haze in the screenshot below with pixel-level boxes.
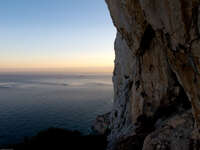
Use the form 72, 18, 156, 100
0, 72, 113, 145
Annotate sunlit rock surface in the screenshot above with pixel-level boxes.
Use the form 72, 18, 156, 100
104, 0, 200, 149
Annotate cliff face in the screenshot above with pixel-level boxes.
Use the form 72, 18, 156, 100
105, 0, 200, 149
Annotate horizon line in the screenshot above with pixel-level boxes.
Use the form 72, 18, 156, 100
0, 66, 114, 74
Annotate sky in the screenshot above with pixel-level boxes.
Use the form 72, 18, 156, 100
0, 0, 116, 73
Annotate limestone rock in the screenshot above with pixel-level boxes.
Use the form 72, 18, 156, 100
104, 0, 200, 149
92, 112, 111, 135
143, 110, 194, 150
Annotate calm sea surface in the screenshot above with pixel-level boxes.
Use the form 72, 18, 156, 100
0, 73, 113, 145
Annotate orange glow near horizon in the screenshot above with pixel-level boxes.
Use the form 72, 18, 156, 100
0, 52, 114, 73
0, 0, 116, 74
0, 67, 114, 74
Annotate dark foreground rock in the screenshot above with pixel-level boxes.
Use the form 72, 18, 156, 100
11, 128, 107, 150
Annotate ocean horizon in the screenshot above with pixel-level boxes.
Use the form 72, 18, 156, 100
0, 72, 113, 146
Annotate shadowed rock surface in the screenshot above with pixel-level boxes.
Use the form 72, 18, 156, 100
93, 0, 200, 149
92, 112, 111, 135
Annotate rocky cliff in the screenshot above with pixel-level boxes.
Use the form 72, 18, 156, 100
103, 0, 200, 149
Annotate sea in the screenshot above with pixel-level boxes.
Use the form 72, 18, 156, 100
0, 72, 113, 146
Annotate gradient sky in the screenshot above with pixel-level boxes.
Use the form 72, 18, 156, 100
0, 0, 116, 72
